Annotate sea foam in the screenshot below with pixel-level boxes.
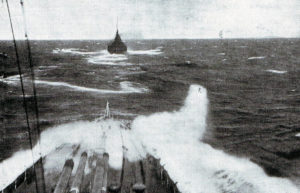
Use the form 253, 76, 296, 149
2, 77, 149, 94
34, 79, 148, 94
0, 85, 299, 193
0, 75, 20, 85
248, 56, 265, 60
87, 50, 128, 65
53, 48, 100, 55
131, 85, 300, 193
0, 119, 143, 189
266, 69, 287, 74
127, 47, 162, 55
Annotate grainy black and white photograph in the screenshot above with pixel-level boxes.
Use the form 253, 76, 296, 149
0, 0, 300, 193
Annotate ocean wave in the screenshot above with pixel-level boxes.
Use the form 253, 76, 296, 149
53, 47, 163, 65
127, 47, 163, 55
38, 65, 58, 69
34, 79, 148, 94
87, 50, 129, 65
131, 85, 300, 193
1, 85, 298, 193
248, 56, 265, 60
53, 48, 101, 55
0, 76, 148, 94
266, 69, 287, 74
0, 75, 20, 85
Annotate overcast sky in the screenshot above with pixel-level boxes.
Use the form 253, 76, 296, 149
0, 0, 299, 39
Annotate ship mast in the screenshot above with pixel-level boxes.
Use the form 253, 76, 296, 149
116, 16, 118, 32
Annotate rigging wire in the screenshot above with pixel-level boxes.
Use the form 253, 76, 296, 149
5, 0, 38, 192
20, 0, 43, 152
19, 0, 46, 192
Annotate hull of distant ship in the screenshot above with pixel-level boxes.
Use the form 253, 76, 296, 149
107, 43, 127, 54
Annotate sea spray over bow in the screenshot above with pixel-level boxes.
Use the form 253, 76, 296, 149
0, 85, 299, 192
131, 85, 300, 193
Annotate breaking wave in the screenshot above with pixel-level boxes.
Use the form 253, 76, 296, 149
52, 48, 100, 55
0, 77, 148, 94
53, 47, 163, 65
0, 85, 299, 193
87, 47, 163, 65
0, 75, 19, 85
127, 47, 163, 55
248, 56, 265, 60
131, 85, 300, 193
34, 80, 148, 94
87, 50, 129, 65
266, 69, 287, 74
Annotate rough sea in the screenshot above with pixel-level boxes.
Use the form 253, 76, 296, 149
0, 39, 300, 193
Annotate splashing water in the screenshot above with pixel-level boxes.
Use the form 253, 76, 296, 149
0, 119, 143, 189
87, 50, 128, 65
131, 85, 300, 193
0, 85, 299, 192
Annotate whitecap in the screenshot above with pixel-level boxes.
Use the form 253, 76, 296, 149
119, 81, 149, 93
131, 85, 300, 193
266, 69, 287, 74
33, 79, 148, 94
248, 56, 265, 60
53, 48, 101, 55
1, 76, 149, 94
127, 47, 162, 55
0, 75, 20, 85
87, 50, 128, 65
1, 85, 299, 193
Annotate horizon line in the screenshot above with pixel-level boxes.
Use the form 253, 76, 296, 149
0, 37, 299, 41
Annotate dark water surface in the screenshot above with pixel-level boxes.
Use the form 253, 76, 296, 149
1, 39, 300, 182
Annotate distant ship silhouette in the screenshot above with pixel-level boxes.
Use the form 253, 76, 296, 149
107, 29, 127, 54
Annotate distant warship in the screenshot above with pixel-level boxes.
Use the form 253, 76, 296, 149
107, 29, 127, 54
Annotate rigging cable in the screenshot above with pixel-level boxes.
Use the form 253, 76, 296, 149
5, 1, 39, 193
20, 0, 43, 151
19, 0, 46, 192
119, 125, 127, 188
